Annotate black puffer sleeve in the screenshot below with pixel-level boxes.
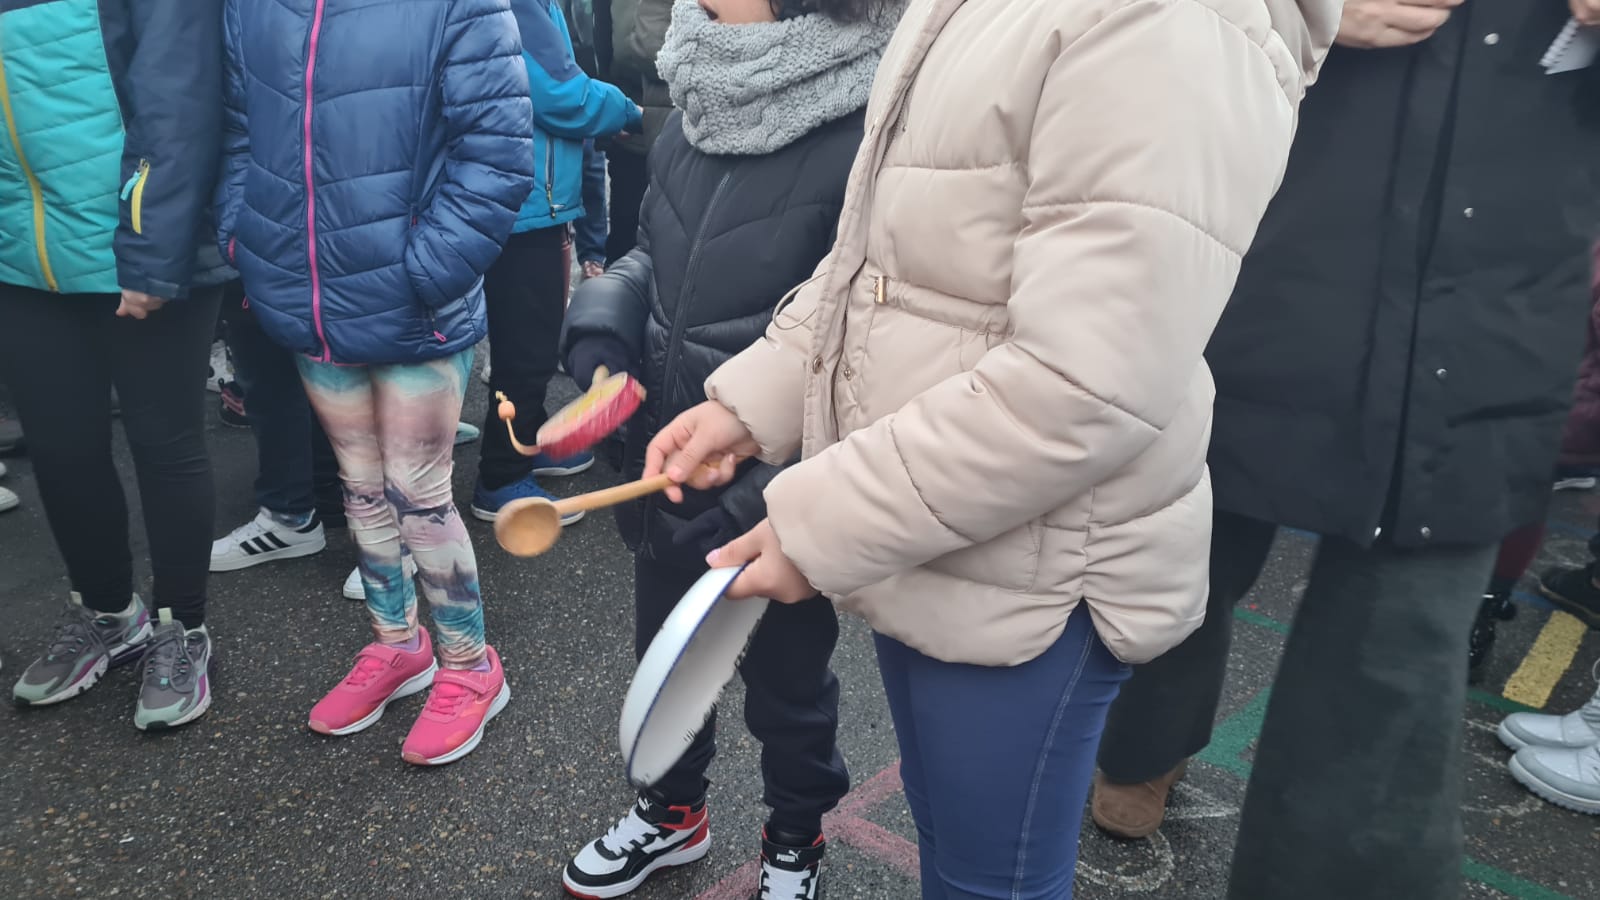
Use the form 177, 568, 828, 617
561, 223, 652, 365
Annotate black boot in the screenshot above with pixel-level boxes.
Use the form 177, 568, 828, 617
1540, 564, 1600, 628
1469, 590, 1517, 672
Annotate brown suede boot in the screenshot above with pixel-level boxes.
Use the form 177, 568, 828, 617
1090, 760, 1188, 839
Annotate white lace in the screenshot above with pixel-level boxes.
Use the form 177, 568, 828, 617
759, 859, 815, 900
598, 807, 659, 855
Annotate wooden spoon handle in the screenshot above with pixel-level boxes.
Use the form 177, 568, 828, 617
551, 462, 722, 516
554, 474, 675, 515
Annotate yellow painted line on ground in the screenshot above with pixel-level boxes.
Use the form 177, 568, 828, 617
1503, 611, 1588, 708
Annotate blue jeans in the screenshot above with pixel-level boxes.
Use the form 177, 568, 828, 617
875, 608, 1129, 899
574, 139, 608, 266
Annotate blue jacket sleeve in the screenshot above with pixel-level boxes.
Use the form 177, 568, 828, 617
114, 0, 224, 300
515, 0, 641, 139
215, 0, 247, 266
406, 0, 537, 309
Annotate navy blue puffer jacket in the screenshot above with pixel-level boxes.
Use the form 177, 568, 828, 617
217, 0, 535, 365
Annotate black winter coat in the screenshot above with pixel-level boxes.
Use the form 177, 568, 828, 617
561, 109, 863, 563
1208, 1, 1600, 548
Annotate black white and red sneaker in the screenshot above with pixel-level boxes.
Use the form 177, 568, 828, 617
563, 793, 711, 898
754, 829, 826, 900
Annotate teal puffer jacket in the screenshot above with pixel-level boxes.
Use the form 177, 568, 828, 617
0, 0, 222, 299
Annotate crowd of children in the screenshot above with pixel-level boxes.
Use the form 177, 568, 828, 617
3, 1, 1600, 900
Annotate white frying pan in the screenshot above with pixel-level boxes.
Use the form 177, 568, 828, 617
619, 565, 769, 789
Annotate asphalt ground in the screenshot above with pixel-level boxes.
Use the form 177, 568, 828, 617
2, 358, 1599, 900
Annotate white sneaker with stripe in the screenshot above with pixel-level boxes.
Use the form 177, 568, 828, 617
210, 508, 327, 573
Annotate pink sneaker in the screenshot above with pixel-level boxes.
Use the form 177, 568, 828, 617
401, 645, 511, 765
309, 632, 438, 736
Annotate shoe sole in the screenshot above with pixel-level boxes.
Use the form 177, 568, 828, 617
0, 493, 17, 513
1508, 753, 1600, 814
470, 503, 585, 526
210, 534, 328, 573
1555, 477, 1598, 492
401, 681, 511, 766
137, 674, 213, 732
532, 457, 595, 478
312, 661, 439, 737
1536, 580, 1600, 629
13, 624, 152, 707
1497, 721, 1532, 752
561, 830, 712, 899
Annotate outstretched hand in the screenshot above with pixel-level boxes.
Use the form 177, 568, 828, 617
644, 401, 759, 503
708, 519, 816, 604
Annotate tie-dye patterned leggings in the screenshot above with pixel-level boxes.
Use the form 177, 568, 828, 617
297, 349, 485, 668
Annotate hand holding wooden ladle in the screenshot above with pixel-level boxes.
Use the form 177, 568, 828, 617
494, 461, 731, 557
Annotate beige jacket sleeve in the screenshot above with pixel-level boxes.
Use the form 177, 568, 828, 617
764, 1, 1298, 597
703, 261, 829, 466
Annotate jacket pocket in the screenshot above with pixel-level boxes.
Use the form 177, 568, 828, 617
120, 159, 151, 235
851, 279, 981, 428
544, 138, 559, 212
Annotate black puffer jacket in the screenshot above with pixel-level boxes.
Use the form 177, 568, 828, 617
561, 108, 863, 563
1208, 2, 1600, 548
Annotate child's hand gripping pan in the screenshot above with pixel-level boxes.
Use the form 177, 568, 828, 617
619, 564, 767, 790
495, 366, 644, 462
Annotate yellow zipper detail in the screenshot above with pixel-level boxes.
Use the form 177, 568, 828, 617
130, 160, 150, 235
0, 45, 57, 292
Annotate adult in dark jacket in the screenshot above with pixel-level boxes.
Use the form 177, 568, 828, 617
557, 0, 903, 895
0, 0, 229, 732
1090, 2, 1600, 897
596, 0, 672, 262
218, 0, 536, 767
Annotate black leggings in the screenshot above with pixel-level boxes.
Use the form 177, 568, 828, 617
0, 282, 219, 627
478, 225, 570, 489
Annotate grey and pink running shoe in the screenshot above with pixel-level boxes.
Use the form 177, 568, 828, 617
133, 609, 213, 731
13, 593, 152, 706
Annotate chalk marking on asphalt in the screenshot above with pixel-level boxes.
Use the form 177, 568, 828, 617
829, 816, 921, 879
1077, 829, 1176, 893
1502, 611, 1587, 708
833, 761, 903, 816
1462, 857, 1574, 900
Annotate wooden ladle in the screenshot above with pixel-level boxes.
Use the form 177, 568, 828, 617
494, 466, 718, 558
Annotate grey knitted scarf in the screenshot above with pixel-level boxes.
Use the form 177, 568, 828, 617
655, 0, 902, 156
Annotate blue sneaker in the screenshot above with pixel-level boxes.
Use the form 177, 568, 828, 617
530, 450, 593, 477
471, 475, 585, 525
